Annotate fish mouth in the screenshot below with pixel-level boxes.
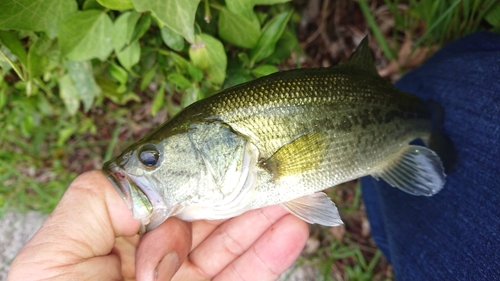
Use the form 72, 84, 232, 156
103, 162, 134, 209
102, 162, 171, 233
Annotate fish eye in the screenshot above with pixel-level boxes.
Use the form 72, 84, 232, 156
138, 144, 160, 168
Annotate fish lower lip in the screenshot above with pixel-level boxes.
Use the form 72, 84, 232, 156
102, 162, 168, 232
130, 176, 170, 231
103, 162, 134, 210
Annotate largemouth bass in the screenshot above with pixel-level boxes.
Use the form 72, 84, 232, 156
103, 37, 445, 232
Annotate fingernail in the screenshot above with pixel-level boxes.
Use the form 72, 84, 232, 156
155, 252, 179, 280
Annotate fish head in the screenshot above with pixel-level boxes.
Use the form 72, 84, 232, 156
102, 135, 196, 233
103, 122, 258, 232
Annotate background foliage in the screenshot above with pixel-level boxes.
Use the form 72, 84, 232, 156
0, 0, 298, 213
1, 0, 499, 279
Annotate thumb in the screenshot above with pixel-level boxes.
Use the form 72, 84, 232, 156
8, 170, 141, 280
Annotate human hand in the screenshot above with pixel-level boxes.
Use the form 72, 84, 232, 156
8, 171, 309, 281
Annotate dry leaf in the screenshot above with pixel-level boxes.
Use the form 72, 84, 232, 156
329, 224, 346, 241
361, 217, 371, 237
303, 236, 321, 254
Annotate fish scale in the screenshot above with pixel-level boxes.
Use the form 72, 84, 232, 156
164, 69, 427, 152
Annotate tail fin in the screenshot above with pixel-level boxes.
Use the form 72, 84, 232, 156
427, 101, 457, 174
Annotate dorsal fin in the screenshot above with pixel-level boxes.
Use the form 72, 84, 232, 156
341, 36, 378, 75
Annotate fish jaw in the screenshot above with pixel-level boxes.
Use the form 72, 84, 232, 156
103, 161, 135, 210
103, 161, 171, 233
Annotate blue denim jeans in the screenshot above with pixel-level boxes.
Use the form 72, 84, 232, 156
361, 32, 500, 280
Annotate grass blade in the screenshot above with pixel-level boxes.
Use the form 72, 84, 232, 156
0, 48, 24, 81
104, 122, 121, 162
358, 0, 396, 60
414, 0, 462, 48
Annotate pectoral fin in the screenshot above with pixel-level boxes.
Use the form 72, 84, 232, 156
371, 145, 445, 196
282, 192, 343, 227
261, 131, 328, 178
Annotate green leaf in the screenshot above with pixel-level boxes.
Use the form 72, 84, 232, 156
189, 34, 227, 85
35, 93, 54, 116
252, 0, 291, 4
0, 90, 6, 111
187, 64, 204, 82
255, 12, 268, 24
120, 92, 141, 104
130, 13, 151, 43
27, 36, 53, 80
485, 1, 500, 27
181, 85, 199, 108
226, 0, 292, 19
224, 64, 252, 88
109, 62, 128, 85
83, 0, 105, 10
57, 126, 76, 147
0, 48, 24, 80
251, 64, 278, 77
65, 60, 101, 111
21, 114, 35, 137
117, 40, 141, 70
250, 10, 292, 64
170, 52, 191, 71
27, 43, 48, 79
165, 97, 182, 117
219, 8, 260, 49
226, 0, 254, 20
161, 26, 185, 51
0, 0, 77, 38
25, 80, 38, 96
167, 73, 191, 90
140, 66, 156, 91
97, 0, 134, 10
32, 33, 54, 55
59, 10, 114, 61
170, 53, 204, 81
151, 83, 165, 116
40, 38, 61, 76
237, 52, 250, 67
96, 76, 140, 104
0, 31, 27, 65
189, 41, 209, 70
58, 75, 80, 116
133, 0, 200, 43
112, 11, 141, 52
264, 29, 298, 63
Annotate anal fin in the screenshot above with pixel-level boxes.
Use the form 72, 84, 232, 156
282, 192, 343, 227
371, 145, 445, 196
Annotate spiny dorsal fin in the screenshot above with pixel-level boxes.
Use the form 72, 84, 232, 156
261, 131, 328, 178
341, 36, 378, 75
